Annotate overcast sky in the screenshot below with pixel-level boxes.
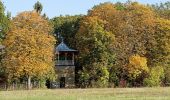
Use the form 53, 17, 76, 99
1, 0, 169, 19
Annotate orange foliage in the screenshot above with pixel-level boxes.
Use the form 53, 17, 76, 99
3, 11, 56, 80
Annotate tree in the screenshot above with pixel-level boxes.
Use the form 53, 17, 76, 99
144, 66, 164, 87
33, 1, 43, 14
75, 16, 115, 87
87, 1, 170, 87
86, 2, 157, 86
6, 11, 11, 20
153, 18, 170, 85
150, 1, 170, 19
51, 15, 83, 86
154, 18, 170, 65
2, 11, 56, 89
0, 0, 10, 85
88, 2, 118, 32
0, 1, 10, 43
126, 54, 149, 86
112, 3, 156, 82
51, 15, 82, 47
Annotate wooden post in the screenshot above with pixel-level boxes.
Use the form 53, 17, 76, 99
65, 52, 67, 60
65, 52, 67, 65
5, 83, 6, 90
72, 53, 74, 65
28, 76, 31, 90
58, 52, 60, 65
12, 82, 14, 90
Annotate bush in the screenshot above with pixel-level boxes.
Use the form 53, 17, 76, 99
143, 66, 164, 87
164, 67, 170, 86
91, 67, 109, 88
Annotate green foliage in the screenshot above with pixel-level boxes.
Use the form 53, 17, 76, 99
0, 1, 10, 84
33, 1, 43, 14
108, 67, 119, 87
51, 15, 82, 47
164, 67, 170, 86
115, 2, 126, 10
90, 64, 109, 88
6, 11, 11, 20
144, 66, 164, 87
0, 63, 5, 82
0, 1, 10, 43
80, 64, 109, 88
76, 16, 115, 87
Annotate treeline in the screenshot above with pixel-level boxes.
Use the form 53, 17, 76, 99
52, 1, 170, 87
0, 1, 169, 89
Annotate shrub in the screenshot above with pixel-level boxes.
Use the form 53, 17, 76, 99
143, 66, 164, 87
164, 67, 170, 86
126, 54, 149, 80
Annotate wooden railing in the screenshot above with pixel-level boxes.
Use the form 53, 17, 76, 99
56, 60, 74, 66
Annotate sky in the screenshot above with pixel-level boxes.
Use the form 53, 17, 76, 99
1, 0, 169, 19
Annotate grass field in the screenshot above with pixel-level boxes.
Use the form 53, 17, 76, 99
0, 87, 170, 100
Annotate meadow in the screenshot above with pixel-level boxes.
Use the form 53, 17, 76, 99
0, 87, 170, 100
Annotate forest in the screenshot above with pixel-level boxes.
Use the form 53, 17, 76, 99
0, 1, 170, 89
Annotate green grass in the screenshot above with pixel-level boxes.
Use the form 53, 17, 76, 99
0, 87, 170, 100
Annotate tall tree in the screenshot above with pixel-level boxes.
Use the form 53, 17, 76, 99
153, 18, 170, 85
0, 0, 10, 84
51, 15, 82, 47
113, 3, 156, 80
0, 1, 10, 43
2, 11, 56, 89
85, 2, 157, 86
75, 16, 115, 87
33, 1, 43, 14
88, 2, 118, 32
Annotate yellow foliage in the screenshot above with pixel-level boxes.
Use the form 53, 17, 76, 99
129, 54, 147, 68
126, 54, 149, 79
3, 11, 56, 80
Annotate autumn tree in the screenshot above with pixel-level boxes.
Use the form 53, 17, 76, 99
85, 2, 157, 86
85, 1, 170, 87
153, 18, 170, 85
57, 1, 169, 87
88, 2, 118, 32
2, 11, 56, 89
75, 16, 115, 87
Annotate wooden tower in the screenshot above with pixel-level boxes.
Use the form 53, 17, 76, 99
55, 41, 77, 88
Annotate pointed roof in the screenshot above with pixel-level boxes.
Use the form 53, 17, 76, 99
56, 41, 77, 52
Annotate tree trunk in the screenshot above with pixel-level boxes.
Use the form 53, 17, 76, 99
28, 76, 32, 90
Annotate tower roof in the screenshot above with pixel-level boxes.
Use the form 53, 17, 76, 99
56, 41, 77, 52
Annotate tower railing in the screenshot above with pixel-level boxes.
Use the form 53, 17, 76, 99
56, 60, 74, 66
